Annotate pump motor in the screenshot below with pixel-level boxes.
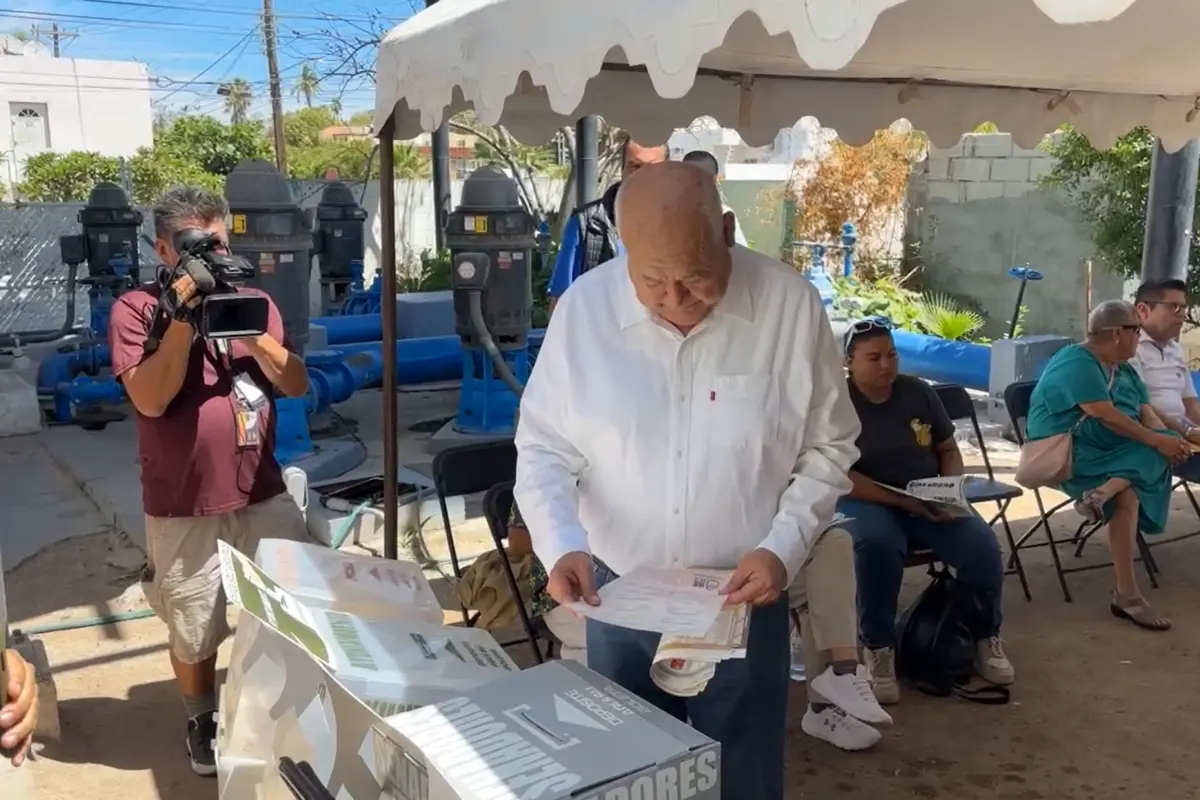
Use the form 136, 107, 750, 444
224, 159, 314, 355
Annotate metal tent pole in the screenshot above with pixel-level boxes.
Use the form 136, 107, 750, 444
427, 0, 451, 251
379, 117, 399, 561
575, 116, 599, 207
1140, 138, 1200, 282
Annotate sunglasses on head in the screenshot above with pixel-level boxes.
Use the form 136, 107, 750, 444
843, 316, 893, 353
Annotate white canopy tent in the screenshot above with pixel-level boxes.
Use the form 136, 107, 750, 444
369, 0, 1197, 555
375, 0, 1200, 151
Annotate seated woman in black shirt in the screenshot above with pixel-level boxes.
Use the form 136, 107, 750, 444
837, 319, 1014, 705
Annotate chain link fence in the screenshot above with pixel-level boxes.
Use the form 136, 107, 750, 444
0, 202, 156, 338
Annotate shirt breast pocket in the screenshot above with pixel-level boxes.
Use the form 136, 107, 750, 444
705, 374, 779, 449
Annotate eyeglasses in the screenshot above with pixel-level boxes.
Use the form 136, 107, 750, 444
843, 316, 893, 353
1146, 300, 1188, 315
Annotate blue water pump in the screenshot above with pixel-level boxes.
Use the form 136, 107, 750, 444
446, 166, 533, 436
58, 182, 143, 340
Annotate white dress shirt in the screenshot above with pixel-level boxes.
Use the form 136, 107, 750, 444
514, 245, 861, 584
1131, 330, 1196, 425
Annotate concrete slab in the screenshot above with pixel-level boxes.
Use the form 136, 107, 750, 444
0, 436, 112, 568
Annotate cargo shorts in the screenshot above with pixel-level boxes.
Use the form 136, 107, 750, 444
142, 493, 311, 664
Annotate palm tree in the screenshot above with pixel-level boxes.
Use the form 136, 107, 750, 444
219, 78, 253, 124
393, 143, 431, 179
293, 64, 320, 108
329, 96, 343, 122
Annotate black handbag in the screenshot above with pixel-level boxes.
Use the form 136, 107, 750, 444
894, 568, 1010, 704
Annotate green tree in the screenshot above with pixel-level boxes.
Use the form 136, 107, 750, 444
18, 151, 120, 201
284, 106, 338, 150
1040, 126, 1165, 290
128, 146, 223, 202
293, 63, 320, 107
290, 139, 376, 180
348, 110, 372, 127
219, 78, 254, 124
156, 115, 271, 176
329, 96, 343, 122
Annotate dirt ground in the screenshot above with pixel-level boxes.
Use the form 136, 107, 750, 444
8, 478, 1200, 799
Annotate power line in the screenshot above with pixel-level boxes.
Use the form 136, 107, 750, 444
72, 0, 381, 23
0, 8, 252, 35
153, 27, 257, 105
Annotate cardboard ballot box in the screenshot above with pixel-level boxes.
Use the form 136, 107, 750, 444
216, 541, 721, 800
216, 542, 518, 800
375, 659, 721, 800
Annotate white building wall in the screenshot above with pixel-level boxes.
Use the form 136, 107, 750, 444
0, 53, 154, 185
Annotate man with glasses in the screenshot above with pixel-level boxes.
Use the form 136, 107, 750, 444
1131, 279, 1200, 443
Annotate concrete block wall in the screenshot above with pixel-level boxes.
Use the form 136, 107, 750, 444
911, 132, 1123, 340
924, 133, 1059, 204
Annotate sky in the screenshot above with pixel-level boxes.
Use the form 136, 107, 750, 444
3, 0, 422, 121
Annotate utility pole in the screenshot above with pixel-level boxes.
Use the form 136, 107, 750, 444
32, 24, 78, 56
262, 0, 288, 175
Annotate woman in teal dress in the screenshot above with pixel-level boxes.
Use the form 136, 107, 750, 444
1026, 300, 1190, 631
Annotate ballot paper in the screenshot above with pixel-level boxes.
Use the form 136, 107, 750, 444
568, 568, 727, 637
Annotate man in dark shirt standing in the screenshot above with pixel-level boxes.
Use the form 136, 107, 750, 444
108, 186, 311, 777
546, 136, 667, 310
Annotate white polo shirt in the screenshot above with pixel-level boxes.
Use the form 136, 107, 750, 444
1131, 330, 1196, 424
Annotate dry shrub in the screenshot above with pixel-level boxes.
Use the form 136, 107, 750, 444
790, 129, 925, 280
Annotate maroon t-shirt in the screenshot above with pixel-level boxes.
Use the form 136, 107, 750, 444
108, 286, 288, 518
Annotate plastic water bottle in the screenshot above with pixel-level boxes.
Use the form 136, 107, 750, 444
789, 630, 806, 683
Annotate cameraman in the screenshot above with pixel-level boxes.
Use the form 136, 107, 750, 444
108, 186, 310, 778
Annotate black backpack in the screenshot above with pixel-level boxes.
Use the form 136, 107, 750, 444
894, 568, 1010, 704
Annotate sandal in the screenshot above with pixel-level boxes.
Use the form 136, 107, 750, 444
1110, 593, 1172, 632
1073, 490, 1107, 525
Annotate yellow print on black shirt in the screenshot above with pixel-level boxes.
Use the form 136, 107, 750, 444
910, 418, 932, 448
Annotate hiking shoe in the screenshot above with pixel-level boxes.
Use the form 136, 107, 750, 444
864, 647, 900, 705
186, 711, 218, 777
975, 637, 1015, 686
810, 665, 893, 725
801, 706, 882, 751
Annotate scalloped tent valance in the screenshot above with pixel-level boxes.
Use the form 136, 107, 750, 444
374, 0, 1200, 151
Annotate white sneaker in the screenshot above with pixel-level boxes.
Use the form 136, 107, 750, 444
810, 666, 893, 725
975, 637, 1015, 686
801, 706, 882, 752
864, 647, 900, 705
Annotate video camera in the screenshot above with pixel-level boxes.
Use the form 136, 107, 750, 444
168, 229, 269, 340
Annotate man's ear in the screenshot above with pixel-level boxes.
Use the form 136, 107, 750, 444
722, 211, 736, 247
154, 238, 173, 266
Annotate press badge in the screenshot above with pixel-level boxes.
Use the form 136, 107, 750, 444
233, 373, 268, 449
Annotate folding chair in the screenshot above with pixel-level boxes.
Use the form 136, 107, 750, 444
481, 480, 559, 665
430, 440, 518, 624
1003, 380, 1158, 602
932, 383, 1031, 601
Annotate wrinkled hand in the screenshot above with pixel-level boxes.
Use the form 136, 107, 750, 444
720, 548, 787, 607
1, 649, 38, 766
1153, 433, 1191, 464
546, 551, 600, 609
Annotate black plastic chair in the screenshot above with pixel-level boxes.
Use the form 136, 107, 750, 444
1003, 380, 1158, 602
931, 383, 1031, 601
482, 481, 558, 665
430, 440, 517, 624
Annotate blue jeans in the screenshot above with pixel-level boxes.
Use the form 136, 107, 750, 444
837, 497, 1004, 649
586, 563, 790, 800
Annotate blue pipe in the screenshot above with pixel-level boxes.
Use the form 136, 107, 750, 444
892, 329, 991, 392
311, 313, 385, 345
37, 344, 110, 395
45, 327, 549, 423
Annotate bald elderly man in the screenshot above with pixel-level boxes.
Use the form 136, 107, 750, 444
515, 161, 861, 798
